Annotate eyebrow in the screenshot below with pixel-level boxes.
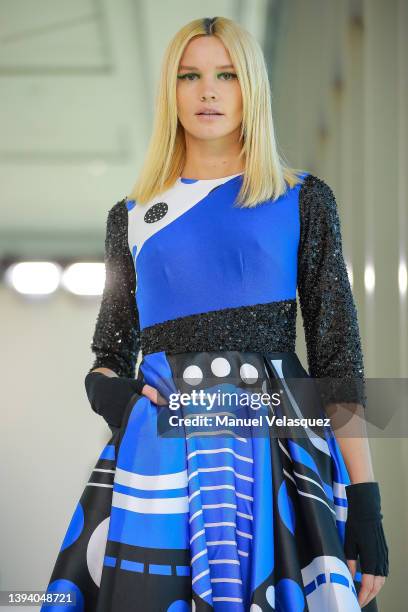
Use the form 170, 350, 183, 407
178, 64, 235, 71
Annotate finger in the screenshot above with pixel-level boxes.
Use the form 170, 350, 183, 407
363, 575, 386, 607
152, 390, 168, 405
347, 559, 356, 578
358, 573, 375, 608
142, 385, 168, 406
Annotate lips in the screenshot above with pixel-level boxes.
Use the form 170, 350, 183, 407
195, 107, 223, 115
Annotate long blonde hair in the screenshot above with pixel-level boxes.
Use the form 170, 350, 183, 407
128, 16, 306, 208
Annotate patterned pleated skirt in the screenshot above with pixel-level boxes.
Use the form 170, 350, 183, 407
40, 350, 376, 611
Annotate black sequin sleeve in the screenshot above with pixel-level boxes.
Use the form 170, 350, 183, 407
88, 199, 141, 378
297, 174, 367, 407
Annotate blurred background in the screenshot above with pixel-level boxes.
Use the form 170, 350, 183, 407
0, 0, 406, 609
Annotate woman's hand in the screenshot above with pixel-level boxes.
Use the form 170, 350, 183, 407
344, 481, 389, 608
85, 371, 168, 429
347, 562, 386, 609
84, 371, 143, 429
139, 383, 168, 406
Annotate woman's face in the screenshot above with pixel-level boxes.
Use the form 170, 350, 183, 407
176, 35, 243, 143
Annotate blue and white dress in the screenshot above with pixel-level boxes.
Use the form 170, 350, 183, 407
41, 171, 370, 611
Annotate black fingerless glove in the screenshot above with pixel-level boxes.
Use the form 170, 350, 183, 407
344, 481, 389, 576
84, 371, 145, 429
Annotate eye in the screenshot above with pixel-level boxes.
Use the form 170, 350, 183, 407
177, 73, 199, 81
218, 72, 238, 80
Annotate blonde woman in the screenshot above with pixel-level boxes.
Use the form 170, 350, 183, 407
42, 16, 388, 612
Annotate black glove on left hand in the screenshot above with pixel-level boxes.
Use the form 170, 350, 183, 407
84, 371, 145, 430
344, 481, 389, 576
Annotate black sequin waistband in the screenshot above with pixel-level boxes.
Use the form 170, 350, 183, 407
140, 299, 297, 356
